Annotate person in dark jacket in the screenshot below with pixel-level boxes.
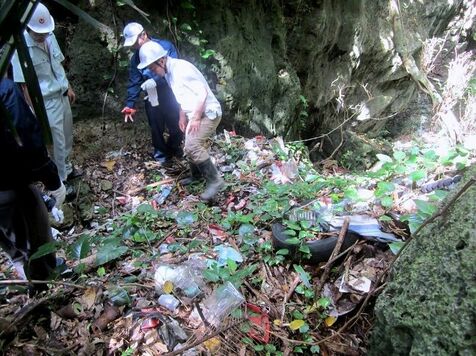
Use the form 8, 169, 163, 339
121, 22, 183, 164
0, 74, 65, 283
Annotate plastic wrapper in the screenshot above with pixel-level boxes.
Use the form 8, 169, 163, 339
201, 281, 245, 327
154, 259, 206, 299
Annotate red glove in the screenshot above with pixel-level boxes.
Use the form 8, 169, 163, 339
121, 107, 137, 123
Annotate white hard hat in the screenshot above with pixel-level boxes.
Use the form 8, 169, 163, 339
123, 22, 144, 47
27, 2, 55, 34
138, 41, 168, 69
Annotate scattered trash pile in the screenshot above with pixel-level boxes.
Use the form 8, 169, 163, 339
0, 128, 472, 355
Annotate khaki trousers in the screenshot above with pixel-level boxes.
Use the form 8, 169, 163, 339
184, 116, 221, 163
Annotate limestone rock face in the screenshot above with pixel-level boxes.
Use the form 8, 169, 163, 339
65, 0, 469, 163
369, 165, 476, 355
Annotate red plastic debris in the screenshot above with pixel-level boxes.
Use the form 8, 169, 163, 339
246, 303, 270, 343
141, 317, 160, 330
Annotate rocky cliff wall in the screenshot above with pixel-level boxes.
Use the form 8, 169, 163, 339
64, 0, 470, 166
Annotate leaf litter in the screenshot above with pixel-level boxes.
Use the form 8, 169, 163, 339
0, 120, 473, 355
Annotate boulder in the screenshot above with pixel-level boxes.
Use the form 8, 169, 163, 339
369, 165, 476, 355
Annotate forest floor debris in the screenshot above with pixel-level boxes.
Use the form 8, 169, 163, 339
0, 119, 473, 355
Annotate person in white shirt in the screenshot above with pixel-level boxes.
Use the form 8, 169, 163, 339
138, 41, 224, 201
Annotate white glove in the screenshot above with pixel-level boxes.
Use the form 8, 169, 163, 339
141, 79, 156, 91
50, 182, 66, 208
52, 207, 64, 224
141, 79, 159, 107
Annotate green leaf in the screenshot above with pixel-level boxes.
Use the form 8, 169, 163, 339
180, 23, 192, 32
253, 344, 264, 352
285, 221, 301, 230
70, 235, 91, 260
95, 245, 128, 266
293, 264, 311, 288
344, 187, 359, 201
276, 249, 289, 255
409, 170, 426, 182
389, 241, 404, 255
429, 190, 449, 201
381, 196, 394, 208
136, 203, 156, 214
376, 181, 395, 195
109, 287, 131, 306
265, 344, 277, 352
200, 49, 216, 59
393, 150, 406, 161
285, 238, 300, 245
299, 245, 311, 254
203, 269, 220, 282
299, 322, 310, 333
379, 215, 392, 222
317, 297, 331, 308
227, 258, 238, 273
97, 267, 106, 277
292, 310, 304, 319
414, 199, 437, 216
30, 242, 58, 261
310, 345, 321, 354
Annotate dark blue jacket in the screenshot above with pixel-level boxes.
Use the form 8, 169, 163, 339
125, 37, 178, 109
0, 78, 61, 190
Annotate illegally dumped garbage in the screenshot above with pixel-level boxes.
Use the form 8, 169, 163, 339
154, 258, 207, 299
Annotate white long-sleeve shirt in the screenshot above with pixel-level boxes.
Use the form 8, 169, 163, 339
165, 57, 221, 120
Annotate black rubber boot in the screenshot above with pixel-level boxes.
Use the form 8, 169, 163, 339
197, 158, 225, 201
179, 162, 202, 186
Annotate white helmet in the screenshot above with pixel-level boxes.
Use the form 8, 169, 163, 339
123, 22, 144, 47
27, 2, 55, 34
138, 41, 167, 69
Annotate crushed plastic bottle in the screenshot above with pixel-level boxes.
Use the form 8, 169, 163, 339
154, 185, 172, 205
158, 294, 179, 312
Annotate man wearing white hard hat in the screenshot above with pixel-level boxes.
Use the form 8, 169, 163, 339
11, 2, 81, 187
138, 41, 224, 201
121, 22, 182, 164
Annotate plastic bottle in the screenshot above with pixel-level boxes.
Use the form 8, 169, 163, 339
158, 294, 179, 312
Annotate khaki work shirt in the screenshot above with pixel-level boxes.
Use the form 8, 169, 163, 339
11, 31, 69, 100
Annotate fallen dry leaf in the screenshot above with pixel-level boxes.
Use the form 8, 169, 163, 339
81, 287, 98, 310
101, 160, 117, 171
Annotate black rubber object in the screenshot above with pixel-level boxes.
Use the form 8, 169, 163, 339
272, 223, 359, 265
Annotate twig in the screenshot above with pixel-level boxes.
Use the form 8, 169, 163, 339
0, 279, 87, 289
127, 178, 175, 195
326, 126, 344, 160
281, 273, 300, 323
315, 217, 350, 297
319, 241, 358, 269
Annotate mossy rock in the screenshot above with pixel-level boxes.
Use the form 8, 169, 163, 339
369, 164, 476, 355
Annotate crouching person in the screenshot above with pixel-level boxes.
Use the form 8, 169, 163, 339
137, 41, 224, 201
0, 75, 65, 286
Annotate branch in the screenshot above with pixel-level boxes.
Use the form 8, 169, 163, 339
315, 217, 350, 297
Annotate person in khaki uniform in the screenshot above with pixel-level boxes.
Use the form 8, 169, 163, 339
11, 2, 80, 185
137, 41, 224, 201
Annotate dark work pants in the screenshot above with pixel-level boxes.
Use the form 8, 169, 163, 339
144, 80, 183, 160
0, 185, 56, 280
